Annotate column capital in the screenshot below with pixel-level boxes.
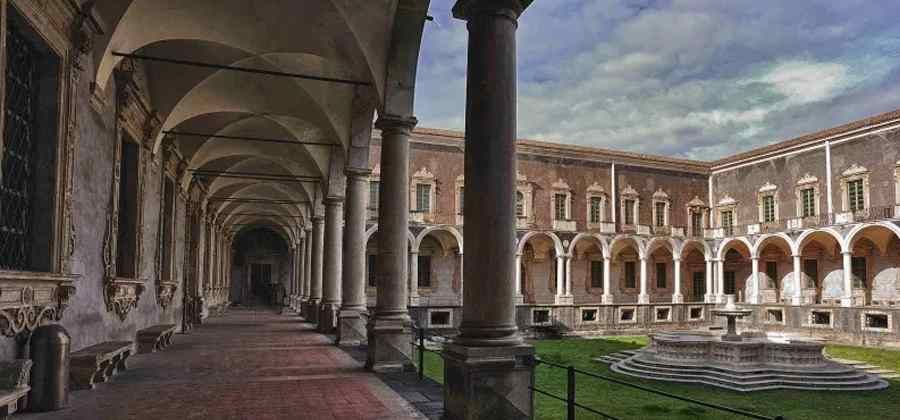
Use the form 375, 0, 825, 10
312, 215, 325, 224
452, 0, 526, 21
325, 196, 345, 205
345, 166, 373, 178
751, 256, 760, 261
375, 114, 417, 136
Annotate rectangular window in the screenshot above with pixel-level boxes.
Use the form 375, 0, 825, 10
369, 181, 379, 210
589, 197, 602, 223
417, 255, 431, 288
367, 254, 377, 287
160, 178, 176, 282
624, 261, 636, 288
416, 183, 431, 212
516, 191, 525, 217
801, 188, 816, 217
766, 261, 778, 288
691, 211, 703, 236
590, 260, 603, 288
692, 271, 705, 301
624, 199, 635, 225
762, 195, 775, 223
724, 271, 736, 295
0, 12, 60, 272
554, 193, 567, 220
803, 259, 818, 288
851, 256, 866, 288
116, 139, 140, 278
458, 187, 464, 215
721, 210, 734, 236
848, 179, 864, 212
656, 262, 667, 288
655, 202, 666, 227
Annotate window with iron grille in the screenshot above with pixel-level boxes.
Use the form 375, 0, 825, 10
116, 139, 140, 278
655, 202, 666, 227
848, 179, 864, 212
554, 193, 567, 220
721, 210, 734, 236
369, 181, 379, 210
691, 211, 703, 236
624, 199, 635, 225
416, 183, 431, 212
624, 261, 636, 288
801, 188, 816, 217
590, 260, 603, 288
160, 178, 176, 282
516, 191, 525, 217
656, 262, 667, 288
762, 195, 775, 223
417, 255, 431, 287
589, 196, 602, 223
0, 13, 60, 272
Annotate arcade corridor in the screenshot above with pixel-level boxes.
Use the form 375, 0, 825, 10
21, 309, 422, 420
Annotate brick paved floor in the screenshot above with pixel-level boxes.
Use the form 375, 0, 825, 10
21, 308, 423, 420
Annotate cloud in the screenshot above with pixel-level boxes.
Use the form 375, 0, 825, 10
414, 1, 900, 160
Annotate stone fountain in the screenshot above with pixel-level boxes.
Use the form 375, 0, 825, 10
605, 295, 889, 392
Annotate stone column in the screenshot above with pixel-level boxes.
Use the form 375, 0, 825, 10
564, 255, 573, 297
297, 237, 306, 311
514, 254, 524, 304
638, 256, 649, 304
554, 255, 566, 304
716, 258, 726, 303
842, 251, 853, 307
409, 250, 420, 306
672, 257, 683, 303
446, 2, 535, 418
338, 168, 371, 346
602, 256, 613, 304
307, 216, 325, 324
705, 258, 714, 303
300, 229, 311, 315
319, 197, 344, 333
366, 115, 415, 372
791, 254, 803, 305
749, 256, 760, 304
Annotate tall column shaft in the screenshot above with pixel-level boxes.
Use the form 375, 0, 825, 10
705, 259, 714, 303
319, 198, 344, 332
716, 259, 725, 303
409, 250, 420, 304
339, 169, 370, 345
564, 256, 572, 296
367, 116, 416, 372
602, 256, 613, 304
638, 257, 649, 304
791, 254, 803, 305
554, 256, 565, 300
307, 216, 325, 323
842, 251, 853, 307
750, 257, 760, 304
672, 258, 683, 303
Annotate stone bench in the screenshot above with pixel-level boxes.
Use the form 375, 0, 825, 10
137, 324, 176, 354
70, 341, 134, 390
0, 360, 31, 419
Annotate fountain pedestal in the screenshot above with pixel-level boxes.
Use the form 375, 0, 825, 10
712, 295, 752, 342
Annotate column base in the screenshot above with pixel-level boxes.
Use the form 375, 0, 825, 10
671, 294, 684, 304
337, 309, 368, 346
554, 295, 574, 305
841, 297, 854, 307
601, 294, 614, 304
305, 300, 321, 324
637, 294, 650, 304
704, 294, 715, 303
443, 343, 535, 420
514, 294, 524, 305
317, 303, 339, 333
715, 294, 726, 304
409, 295, 421, 307
366, 316, 412, 373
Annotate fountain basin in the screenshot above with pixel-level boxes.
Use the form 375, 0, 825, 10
651, 332, 826, 367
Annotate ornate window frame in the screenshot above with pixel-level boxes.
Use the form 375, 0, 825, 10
155, 145, 184, 310
516, 172, 534, 228
686, 196, 708, 237
585, 182, 607, 228
651, 188, 670, 228
410, 167, 436, 219
794, 173, 820, 219
0, 0, 98, 336
757, 182, 779, 223
455, 174, 464, 225
619, 185, 640, 227
716, 194, 738, 235
839, 164, 870, 213
550, 179, 572, 221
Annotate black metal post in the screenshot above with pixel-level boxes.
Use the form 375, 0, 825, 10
567, 366, 576, 420
418, 327, 425, 381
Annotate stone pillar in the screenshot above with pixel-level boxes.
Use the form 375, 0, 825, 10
705, 258, 714, 303
366, 115, 415, 372
298, 237, 307, 310
564, 255, 573, 297
554, 255, 569, 304
638, 256, 649, 304
716, 258, 726, 303
842, 251, 853, 307
514, 254, 524, 304
338, 168, 371, 346
409, 250, 420, 306
301, 228, 311, 316
672, 257, 683, 303
602, 256, 613, 304
749, 256, 760, 304
791, 254, 803, 306
445, 3, 535, 419
319, 197, 344, 333
307, 216, 325, 324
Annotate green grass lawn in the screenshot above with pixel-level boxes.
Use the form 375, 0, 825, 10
419, 337, 900, 420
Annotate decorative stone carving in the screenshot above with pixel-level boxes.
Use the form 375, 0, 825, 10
717, 194, 736, 206
105, 281, 145, 322
157, 282, 178, 310
758, 182, 777, 192
0, 272, 77, 337
797, 173, 818, 185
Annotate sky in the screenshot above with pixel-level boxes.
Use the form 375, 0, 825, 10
414, 0, 900, 160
